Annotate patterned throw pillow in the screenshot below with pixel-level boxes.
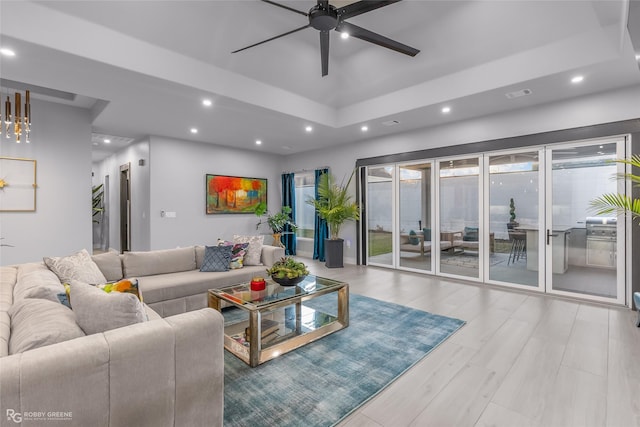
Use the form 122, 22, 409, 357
200, 245, 232, 272
233, 235, 264, 266
218, 241, 249, 269
96, 278, 142, 301
44, 249, 107, 284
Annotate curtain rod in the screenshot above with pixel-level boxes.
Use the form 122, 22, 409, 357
281, 166, 330, 174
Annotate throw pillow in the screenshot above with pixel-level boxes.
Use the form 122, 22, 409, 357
69, 280, 147, 335
8, 298, 85, 354
233, 235, 264, 266
44, 249, 107, 284
463, 227, 479, 242
57, 283, 72, 308
200, 245, 232, 272
408, 230, 419, 245
96, 278, 142, 301
218, 241, 249, 269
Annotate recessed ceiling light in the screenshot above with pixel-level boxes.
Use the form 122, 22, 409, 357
190, 128, 198, 134
103, 139, 111, 144
361, 125, 368, 132
441, 106, 451, 114
571, 75, 584, 84
305, 125, 313, 133
202, 99, 212, 107
255, 139, 262, 145
635, 53, 640, 61
341, 32, 349, 40
0, 48, 15, 57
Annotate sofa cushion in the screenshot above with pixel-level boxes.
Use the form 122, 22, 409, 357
462, 227, 479, 242
14, 264, 66, 303
8, 298, 85, 354
69, 281, 147, 335
44, 249, 107, 284
138, 266, 268, 305
92, 250, 123, 281
233, 235, 264, 266
200, 246, 232, 272
195, 245, 205, 269
122, 246, 196, 277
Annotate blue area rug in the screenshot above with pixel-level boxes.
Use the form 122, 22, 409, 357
223, 293, 465, 427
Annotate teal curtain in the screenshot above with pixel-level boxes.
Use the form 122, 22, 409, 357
281, 173, 296, 255
313, 168, 329, 261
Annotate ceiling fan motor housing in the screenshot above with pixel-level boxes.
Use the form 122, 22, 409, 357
309, 4, 339, 31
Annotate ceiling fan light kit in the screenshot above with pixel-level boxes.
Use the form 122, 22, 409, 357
233, 0, 420, 76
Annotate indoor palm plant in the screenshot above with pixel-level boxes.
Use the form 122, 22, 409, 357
306, 171, 360, 267
590, 155, 640, 224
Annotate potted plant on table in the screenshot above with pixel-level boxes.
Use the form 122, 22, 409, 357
266, 257, 309, 286
306, 171, 360, 268
254, 203, 298, 248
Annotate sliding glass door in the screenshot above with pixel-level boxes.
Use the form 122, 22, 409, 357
362, 137, 628, 305
437, 157, 481, 279
546, 140, 625, 303
398, 162, 433, 272
486, 150, 543, 289
366, 165, 394, 267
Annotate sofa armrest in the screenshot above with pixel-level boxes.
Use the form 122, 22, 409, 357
260, 245, 286, 267
0, 308, 223, 427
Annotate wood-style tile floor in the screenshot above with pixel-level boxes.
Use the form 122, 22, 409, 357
302, 259, 640, 427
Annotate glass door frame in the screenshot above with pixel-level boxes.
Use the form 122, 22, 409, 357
482, 147, 546, 292
434, 154, 484, 282
395, 160, 435, 273
365, 164, 396, 269
544, 137, 627, 305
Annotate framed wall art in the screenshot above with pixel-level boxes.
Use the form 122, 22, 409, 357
206, 174, 267, 214
0, 157, 37, 212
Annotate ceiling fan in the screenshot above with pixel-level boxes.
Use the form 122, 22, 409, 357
232, 0, 420, 76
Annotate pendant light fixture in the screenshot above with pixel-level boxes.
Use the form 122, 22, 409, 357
1, 89, 31, 143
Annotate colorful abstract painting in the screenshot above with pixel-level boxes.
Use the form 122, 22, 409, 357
206, 174, 267, 214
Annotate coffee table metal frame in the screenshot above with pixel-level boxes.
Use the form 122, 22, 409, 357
208, 275, 349, 367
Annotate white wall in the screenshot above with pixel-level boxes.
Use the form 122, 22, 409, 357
148, 136, 282, 249
92, 139, 150, 252
282, 84, 640, 263
0, 99, 92, 265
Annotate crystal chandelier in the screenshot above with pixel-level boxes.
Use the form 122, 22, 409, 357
1, 90, 31, 143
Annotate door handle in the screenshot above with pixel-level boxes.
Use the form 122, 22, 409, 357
546, 229, 558, 245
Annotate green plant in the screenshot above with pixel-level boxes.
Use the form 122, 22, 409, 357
590, 155, 640, 224
92, 184, 104, 224
255, 203, 298, 233
306, 171, 360, 240
509, 198, 516, 222
266, 257, 309, 279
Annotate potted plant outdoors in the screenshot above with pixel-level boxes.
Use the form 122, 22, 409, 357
590, 155, 640, 224
254, 203, 298, 248
306, 171, 360, 268
507, 197, 519, 230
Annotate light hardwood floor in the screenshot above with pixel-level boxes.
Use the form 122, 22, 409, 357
301, 258, 640, 427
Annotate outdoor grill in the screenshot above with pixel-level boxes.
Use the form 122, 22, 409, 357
585, 217, 617, 268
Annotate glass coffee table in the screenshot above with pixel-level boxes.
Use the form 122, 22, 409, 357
208, 275, 348, 367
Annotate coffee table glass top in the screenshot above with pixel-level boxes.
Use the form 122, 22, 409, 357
210, 275, 345, 308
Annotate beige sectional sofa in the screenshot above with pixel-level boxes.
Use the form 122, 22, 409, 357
0, 243, 284, 427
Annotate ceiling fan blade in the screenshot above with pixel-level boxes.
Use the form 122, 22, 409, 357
232, 24, 310, 53
338, 0, 401, 20
261, 0, 308, 17
337, 21, 419, 56
320, 30, 329, 76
